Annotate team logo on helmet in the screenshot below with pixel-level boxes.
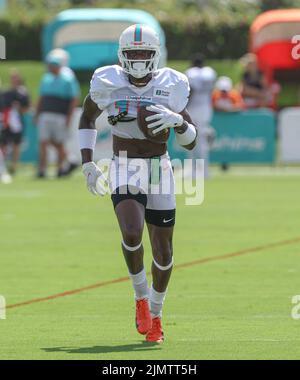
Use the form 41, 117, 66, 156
118, 24, 161, 79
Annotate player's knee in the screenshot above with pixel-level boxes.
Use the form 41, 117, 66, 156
122, 225, 143, 247
152, 242, 173, 266
154, 253, 173, 267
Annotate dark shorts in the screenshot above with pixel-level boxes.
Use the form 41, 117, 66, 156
0, 129, 23, 145
111, 186, 176, 228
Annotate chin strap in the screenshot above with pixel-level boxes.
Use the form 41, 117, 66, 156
129, 74, 152, 87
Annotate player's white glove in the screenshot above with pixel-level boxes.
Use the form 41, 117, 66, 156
146, 104, 183, 135
82, 162, 107, 196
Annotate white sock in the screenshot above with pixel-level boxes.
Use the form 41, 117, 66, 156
0, 150, 7, 175
150, 285, 167, 318
129, 269, 149, 300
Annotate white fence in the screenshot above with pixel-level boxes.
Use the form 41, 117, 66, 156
279, 107, 300, 163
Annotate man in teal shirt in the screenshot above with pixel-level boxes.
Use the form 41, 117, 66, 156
35, 54, 80, 177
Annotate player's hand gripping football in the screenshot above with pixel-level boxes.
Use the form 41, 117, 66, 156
82, 162, 107, 196
146, 104, 183, 135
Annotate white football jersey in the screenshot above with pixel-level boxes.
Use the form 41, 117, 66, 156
185, 66, 216, 124
90, 65, 190, 140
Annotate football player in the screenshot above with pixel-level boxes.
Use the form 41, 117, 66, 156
185, 54, 216, 178
78, 24, 197, 343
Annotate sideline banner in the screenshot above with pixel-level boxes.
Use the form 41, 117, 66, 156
20, 109, 276, 164
210, 110, 276, 163
20, 113, 38, 163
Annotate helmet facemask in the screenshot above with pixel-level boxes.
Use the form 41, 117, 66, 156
118, 48, 160, 79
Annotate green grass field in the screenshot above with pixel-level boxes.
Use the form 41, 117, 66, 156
1, 167, 300, 359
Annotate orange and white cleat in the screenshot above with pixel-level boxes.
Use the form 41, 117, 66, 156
135, 298, 152, 335
145, 317, 164, 343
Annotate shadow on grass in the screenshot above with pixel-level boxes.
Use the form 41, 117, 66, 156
41, 341, 161, 355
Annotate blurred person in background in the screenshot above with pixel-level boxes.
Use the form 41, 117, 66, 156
212, 76, 245, 112
48, 48, 75, 79
35, 54, 80, 178
0, 86, 11, 184
0, 85, 11, 184
240, 53, 273, 108
46, 48, 80, 172
0, 69, 30, 175
185, 53, 216, 178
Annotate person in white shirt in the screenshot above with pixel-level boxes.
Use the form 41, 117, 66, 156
185, 54, 216, 178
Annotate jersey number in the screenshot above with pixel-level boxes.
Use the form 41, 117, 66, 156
114, 100, 129, 113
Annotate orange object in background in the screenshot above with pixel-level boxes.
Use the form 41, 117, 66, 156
212, 90, 245, 112
250, 9, 300, 83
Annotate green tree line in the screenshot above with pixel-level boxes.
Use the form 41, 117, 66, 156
1, 0, 299, 60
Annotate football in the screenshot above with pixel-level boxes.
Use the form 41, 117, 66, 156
137, 105, 170, 144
